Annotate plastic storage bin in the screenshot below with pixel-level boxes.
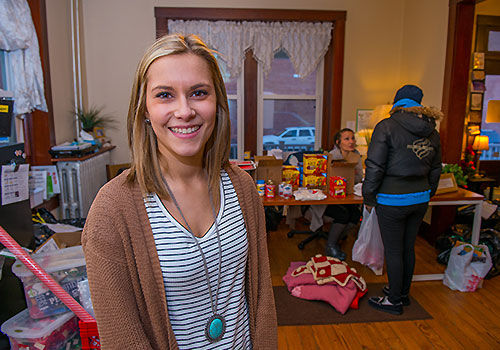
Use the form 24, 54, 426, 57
12, 246, 87, 319
1, 309, 79, 350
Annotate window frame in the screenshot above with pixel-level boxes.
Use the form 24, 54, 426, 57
226, 72, 244, 159
257, 56, 324, 154
155, 7, 346, 156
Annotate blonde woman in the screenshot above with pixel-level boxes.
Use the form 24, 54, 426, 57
83, 34, 277, 349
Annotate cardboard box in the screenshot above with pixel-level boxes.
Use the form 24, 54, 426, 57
35, 231, 82, 254
326, 152, 360, 195
254, 156, 283, 186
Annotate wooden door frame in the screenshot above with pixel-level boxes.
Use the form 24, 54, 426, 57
26, 0, 55, 165
440, 0, 484, 164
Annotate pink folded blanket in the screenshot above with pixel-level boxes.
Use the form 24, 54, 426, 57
283, 257, 368, 314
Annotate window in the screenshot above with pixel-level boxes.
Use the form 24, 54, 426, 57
155, 8, 346, 158
260, 50, 322, 153
0, 50, 8, 90
215, 55, 243, 159
476, 15, 500, 160
0, 50, 16, 144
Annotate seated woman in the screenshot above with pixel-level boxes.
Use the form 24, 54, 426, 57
324, 128, 363, 260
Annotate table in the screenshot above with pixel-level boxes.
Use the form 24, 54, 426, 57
50, 145, 116, 162
262, 188, 484, 281
467, 176, 496, 201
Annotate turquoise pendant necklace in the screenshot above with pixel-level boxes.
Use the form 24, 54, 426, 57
162, 175, 226, 343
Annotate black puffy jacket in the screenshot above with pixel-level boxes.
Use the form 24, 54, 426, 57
362, 106, 443, 207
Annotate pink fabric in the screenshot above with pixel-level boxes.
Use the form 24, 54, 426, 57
283, 261, 367, 314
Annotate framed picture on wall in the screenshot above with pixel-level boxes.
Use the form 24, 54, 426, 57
468, 111, 482, 124
472, 70, 485, 80
355, 109, 373, 132
473, 52, 485, 70
470, 93, 483, 111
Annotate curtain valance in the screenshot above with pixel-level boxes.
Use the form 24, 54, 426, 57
168, 20, 333, 79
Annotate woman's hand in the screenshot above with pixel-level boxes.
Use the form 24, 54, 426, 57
365, 205, 373, 213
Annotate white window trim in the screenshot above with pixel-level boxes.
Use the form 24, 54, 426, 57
262, 95, 316, 100
257, 63, 264, 155
257, 58, 325, 155
226, 70, 244, 160
315, 58, 325, 150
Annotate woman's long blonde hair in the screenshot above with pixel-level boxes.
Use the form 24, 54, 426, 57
126, 34, 231, 198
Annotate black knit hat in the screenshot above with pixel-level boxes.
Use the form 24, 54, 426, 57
393, 84, 423, 104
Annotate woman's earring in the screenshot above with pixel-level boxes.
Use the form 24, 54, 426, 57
145, 119, 151, 125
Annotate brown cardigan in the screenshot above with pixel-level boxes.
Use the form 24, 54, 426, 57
82, 165, 277, 349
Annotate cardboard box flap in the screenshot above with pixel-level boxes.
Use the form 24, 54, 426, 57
254, 155, 283, 185
256, 159, 283, 167
329, 161, 358, 168
326, 153, 357, 194
254, 155, 283, 166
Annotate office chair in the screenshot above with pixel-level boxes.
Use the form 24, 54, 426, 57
287, 206, 333, 249
283, 148, 331, 250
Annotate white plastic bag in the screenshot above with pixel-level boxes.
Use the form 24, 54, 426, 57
443, 242, 493, 292
352, 206, 384, 275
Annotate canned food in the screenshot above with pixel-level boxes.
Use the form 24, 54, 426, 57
283, 184, 293, 199
278, 182, 285, 197
256, 180, 265, 197
265, 182, 275, 198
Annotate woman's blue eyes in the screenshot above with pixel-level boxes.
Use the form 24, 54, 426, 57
192, 90, 208, 97
155, 90, 208, 99
156, 92, 172, 99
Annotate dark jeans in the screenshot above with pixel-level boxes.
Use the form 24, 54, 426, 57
376, 202, 428, 304
324, 204, 361, 225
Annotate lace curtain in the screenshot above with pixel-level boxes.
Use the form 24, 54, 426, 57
0, 0, 47, 115
168, 20, 333, 79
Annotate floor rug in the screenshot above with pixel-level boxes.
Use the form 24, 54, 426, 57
274, 283, 432, 326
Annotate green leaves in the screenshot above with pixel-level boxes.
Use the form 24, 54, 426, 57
442, 163, 467, 187
73, 106, 117, 132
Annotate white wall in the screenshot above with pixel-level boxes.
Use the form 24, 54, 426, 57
399, 0, 449, 108
46, 0, 449, 163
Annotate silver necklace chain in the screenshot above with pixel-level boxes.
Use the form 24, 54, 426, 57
161, 174, 223, 318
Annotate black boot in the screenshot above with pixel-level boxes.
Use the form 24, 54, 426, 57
325, 244, 346, 260
325, 223, 347, 260
383, 285, 410, 306
368, 296, 403, 315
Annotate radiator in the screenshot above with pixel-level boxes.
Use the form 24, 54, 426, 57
57, 151, 110, 219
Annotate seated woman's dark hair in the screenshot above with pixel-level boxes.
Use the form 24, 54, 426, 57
333, 128, 355, 147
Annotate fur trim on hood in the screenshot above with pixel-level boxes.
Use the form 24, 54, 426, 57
390, 105, 443, 121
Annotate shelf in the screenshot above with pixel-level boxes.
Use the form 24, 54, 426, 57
32, 194, 59, 212
51, 145, 115, 162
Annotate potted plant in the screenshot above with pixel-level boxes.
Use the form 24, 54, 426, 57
73, 106, 117, 133
441, 163, 468, 188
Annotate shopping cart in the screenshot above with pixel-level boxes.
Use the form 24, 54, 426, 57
0, 225, 100, 349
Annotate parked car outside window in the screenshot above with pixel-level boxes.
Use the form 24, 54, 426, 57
263, 126, 315, 151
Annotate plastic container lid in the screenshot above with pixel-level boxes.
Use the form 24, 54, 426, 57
256, 180, 265, 184
11, 245, 86, 278
1, 309, 75, 339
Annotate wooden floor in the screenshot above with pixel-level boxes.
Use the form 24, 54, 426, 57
268, 217, 500, 350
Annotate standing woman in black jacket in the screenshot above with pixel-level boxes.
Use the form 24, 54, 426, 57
362, 85, 442, 315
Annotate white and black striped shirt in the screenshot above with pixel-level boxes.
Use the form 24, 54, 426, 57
144, 170, 251, 349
